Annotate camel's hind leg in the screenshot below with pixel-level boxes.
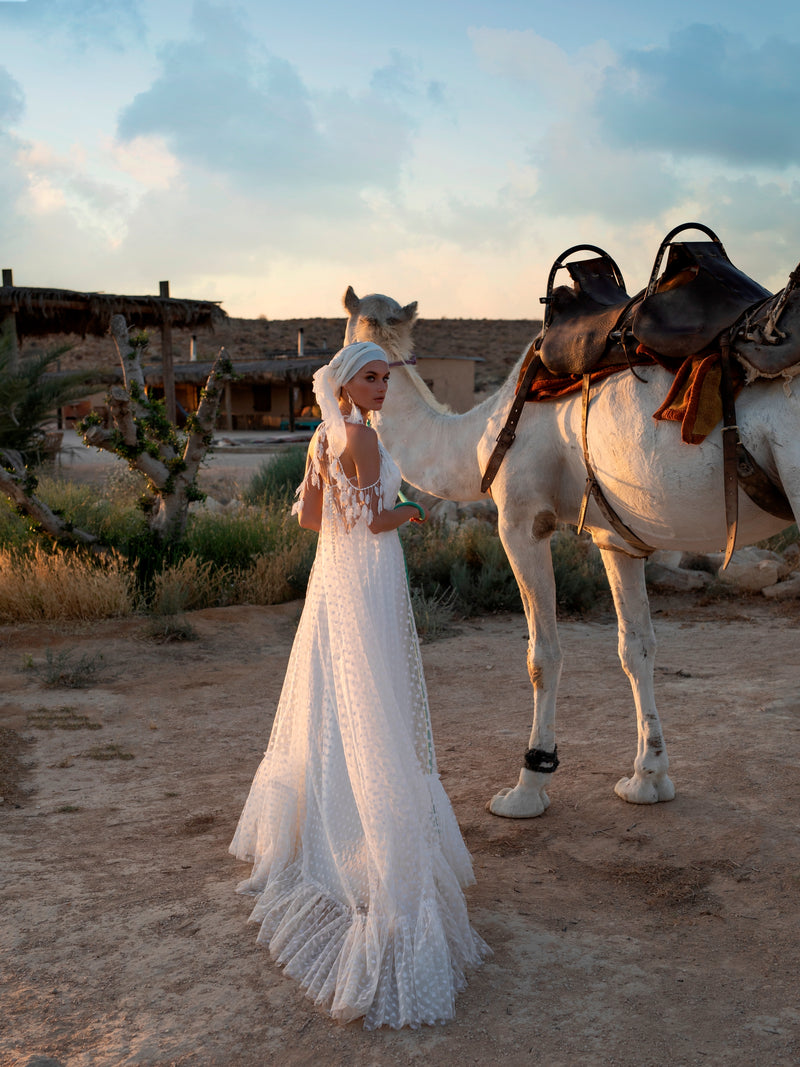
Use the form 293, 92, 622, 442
600, 550, 675, 805
488, 520, 562, 818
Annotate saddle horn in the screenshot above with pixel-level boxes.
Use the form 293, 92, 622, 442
644, 222, 728, 299
539, 244, 627, 340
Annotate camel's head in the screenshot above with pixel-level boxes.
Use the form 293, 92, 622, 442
342, 286, 417, 362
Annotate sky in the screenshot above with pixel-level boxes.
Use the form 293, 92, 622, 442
1, 0, 800, 320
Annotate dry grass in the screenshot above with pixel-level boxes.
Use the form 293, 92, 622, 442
151, 556, 232, 614
26, 706, 102, 730
234, 543, 311, 605
0, 545, 134, 622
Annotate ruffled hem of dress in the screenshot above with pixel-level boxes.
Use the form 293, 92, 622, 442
236, 860, 490, 1030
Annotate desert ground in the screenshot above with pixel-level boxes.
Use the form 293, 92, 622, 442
2, 582, 799, 1066
3, 322, 800, 1067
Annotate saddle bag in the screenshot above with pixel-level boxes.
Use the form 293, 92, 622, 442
632, 223, 770, 360
733, 263, 800, 377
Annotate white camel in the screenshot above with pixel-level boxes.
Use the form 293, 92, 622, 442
342, 285, 800, 818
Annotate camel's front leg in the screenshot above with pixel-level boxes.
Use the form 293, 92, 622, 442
488, 524, 561, 818
600, 550, 675, 805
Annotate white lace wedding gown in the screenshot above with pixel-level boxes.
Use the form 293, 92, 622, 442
229, 424, 489, 1029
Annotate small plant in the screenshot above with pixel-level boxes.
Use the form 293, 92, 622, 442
27, 706, 102, 730
151, 555, 232, 613
144, 614, 199, 642
411, 585, 458, 642
757, 522, 799, 554
82, 743, 134, 761
242, 447, 308, 506
37, 648, 107, 689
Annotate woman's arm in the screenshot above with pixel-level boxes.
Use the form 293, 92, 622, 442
368, 502, 425, 533
295, 447, 323, 532
347, 424, 426, 533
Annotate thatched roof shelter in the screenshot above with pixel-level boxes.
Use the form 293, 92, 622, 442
0, 281, 226, 341
144, 354, 328, 387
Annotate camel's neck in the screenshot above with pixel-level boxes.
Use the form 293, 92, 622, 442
375, 362, 519, 502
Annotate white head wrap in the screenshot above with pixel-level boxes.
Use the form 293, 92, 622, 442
312, 341, 388, 458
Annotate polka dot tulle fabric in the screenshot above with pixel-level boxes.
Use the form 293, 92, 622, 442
229, 425, 489, 1029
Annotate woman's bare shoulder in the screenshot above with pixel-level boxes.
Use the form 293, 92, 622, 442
345, 422, 378, 453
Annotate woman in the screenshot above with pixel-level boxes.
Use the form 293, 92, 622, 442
229, 341, 489, 1029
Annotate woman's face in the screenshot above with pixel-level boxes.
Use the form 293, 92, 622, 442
344, 360, 390, 413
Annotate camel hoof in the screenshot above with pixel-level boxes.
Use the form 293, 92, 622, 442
614, 773, 676, 805
487, 783, 550, 819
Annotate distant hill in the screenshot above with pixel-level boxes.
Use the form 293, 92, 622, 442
27, 316, 542, 396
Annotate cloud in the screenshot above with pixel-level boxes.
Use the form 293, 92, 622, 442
530, 125, 683, 224
469, 27, 615, 109
595, 24, 800, 167
0, 0, 146, 50
684, 174, 800, 290
0, 66, 24, 128
117, 2, 417, 198
15, 140, 132, 246
0, 68, 27, 249
468, 28, 682, 225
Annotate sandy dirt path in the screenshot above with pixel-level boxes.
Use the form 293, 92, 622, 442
1, 595, 799, 1067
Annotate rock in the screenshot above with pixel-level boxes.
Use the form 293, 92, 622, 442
678, 552, 718, 575
426, 499, 459, 525
188, 495, 224, 515
777, 542, 800, 578
456, 499, 498, 522
651, 550, 683, 569
646, 562, 711, 592
718, 557, 780, 592
762, 572, 800, 599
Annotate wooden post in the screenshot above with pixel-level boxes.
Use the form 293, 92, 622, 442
288, 373, 296, 433
224, 382, 233, 431
159, 280, 176, 424
1, 268, 19, 373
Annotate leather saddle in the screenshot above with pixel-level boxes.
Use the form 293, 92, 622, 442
536, 223, 800, 378
536, 244, 635, 376
632, 226, 770, 360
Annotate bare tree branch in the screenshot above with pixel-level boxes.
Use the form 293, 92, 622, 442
0, 450, 107, 555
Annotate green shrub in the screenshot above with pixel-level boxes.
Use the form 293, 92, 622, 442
36, 476, 149, 551
401, 518, 521, 616
757, 522, 799, 554
402, 519, 608, 617
550, 529, 610, 614
0, 495, 32, 550
183, 509, 274, 569
36, 648, 107, 688
242, 447, 308, 506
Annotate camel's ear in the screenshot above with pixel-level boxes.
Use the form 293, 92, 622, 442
343, 286, 360, 314
400, 301, 418, 323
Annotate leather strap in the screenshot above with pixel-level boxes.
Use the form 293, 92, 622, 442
577, 374, 654, 557
719, 332, 740, 569
736, 443, 794, 522
480, 342, 540, 493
